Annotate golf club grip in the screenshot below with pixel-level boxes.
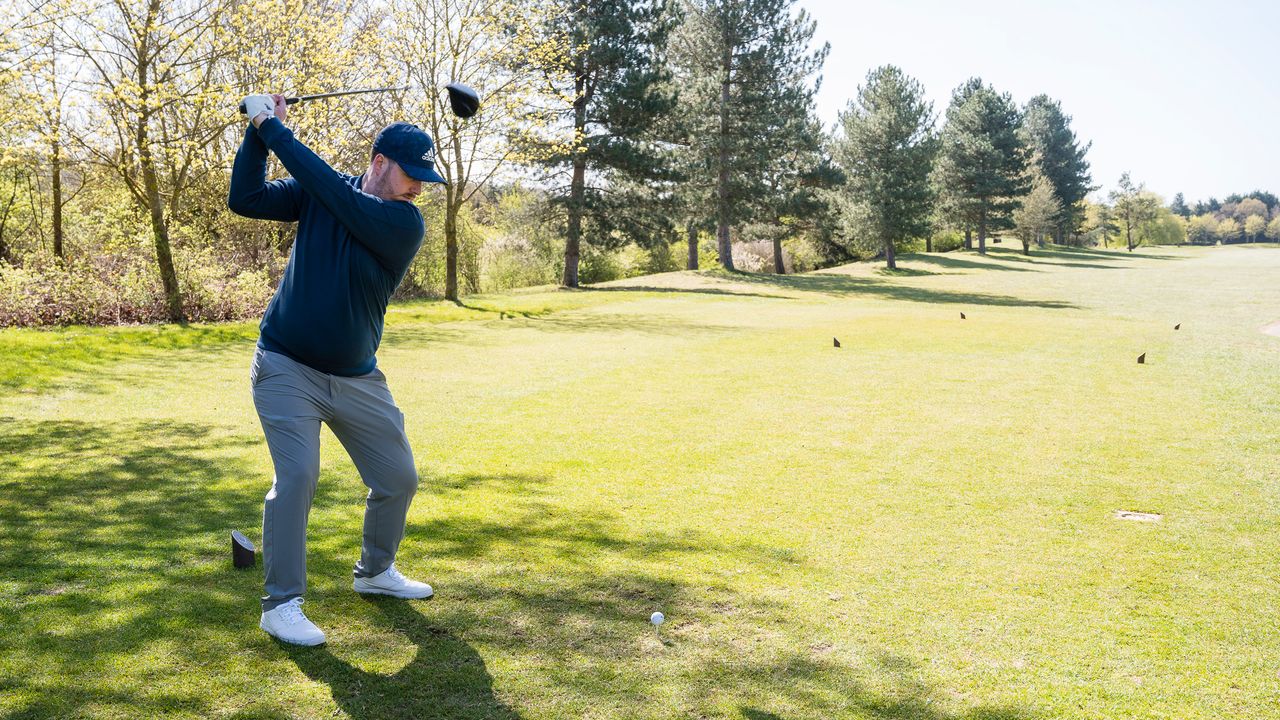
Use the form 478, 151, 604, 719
237, 97, 302, 114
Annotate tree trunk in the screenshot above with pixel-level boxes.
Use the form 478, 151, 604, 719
686, 220, 698, 270
444, 191, 459, 301
977, 210, 987, 255
563, 63, 589, 287
562, 154, 585, 287
50, 47, 65, 261
1022, 237, 1030, 255
134, 46, 182, 321
715, 46, 734, 271
925, 235, 932, 253
140, 151, 181, 321
1125, 222, 1133, 252
0, 170, 17, 265
772, 235, 785, 274
964, 228, 972, 251
51, 136, 64, 260
884, 238, 896, 269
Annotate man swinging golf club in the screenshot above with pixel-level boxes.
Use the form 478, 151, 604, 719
229, 93, 442, 646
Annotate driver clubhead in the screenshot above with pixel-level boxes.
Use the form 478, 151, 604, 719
445, 82, 480, 118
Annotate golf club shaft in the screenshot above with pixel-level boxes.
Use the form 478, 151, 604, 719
285, 86, 410, 105
238, 86, 407, 114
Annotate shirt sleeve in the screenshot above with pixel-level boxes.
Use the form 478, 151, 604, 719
226, 125, 303, 222
253, 118, 425, 271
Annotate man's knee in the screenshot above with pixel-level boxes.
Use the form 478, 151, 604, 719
267, 461, 321, 501
386, 464, 418, 498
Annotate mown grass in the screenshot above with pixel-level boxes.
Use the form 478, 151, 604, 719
1, 245, 1278, 719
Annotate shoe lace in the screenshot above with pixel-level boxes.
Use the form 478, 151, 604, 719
278, 598, 307, 625
384, 564, 406, 584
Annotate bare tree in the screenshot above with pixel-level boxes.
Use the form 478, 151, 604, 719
391, 0, 568, 300
60, 0, 233, 321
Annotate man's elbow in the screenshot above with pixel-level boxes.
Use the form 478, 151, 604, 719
227, 193, 253, 217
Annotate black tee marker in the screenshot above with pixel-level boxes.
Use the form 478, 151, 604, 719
1137, 353, 1146, 364
833, 338, 841, 348
232, 531, 256, 568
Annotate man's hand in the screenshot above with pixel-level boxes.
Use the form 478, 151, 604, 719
241, 94, 275, 124
244, 93, 289, 128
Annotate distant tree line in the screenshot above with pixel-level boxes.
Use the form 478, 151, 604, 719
0, 0, 1265, 327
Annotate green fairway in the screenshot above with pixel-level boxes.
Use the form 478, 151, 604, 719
2, 245, 1278, 719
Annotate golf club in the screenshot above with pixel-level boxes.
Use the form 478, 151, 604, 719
237, 83, 480, 118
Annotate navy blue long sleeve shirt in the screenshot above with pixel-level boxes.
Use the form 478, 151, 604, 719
227, 118, 424, 376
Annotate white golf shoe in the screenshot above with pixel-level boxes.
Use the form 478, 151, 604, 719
259, 597, 326, 646
353, 563, 434, 599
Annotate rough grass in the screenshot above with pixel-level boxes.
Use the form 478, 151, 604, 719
1, 244, 1278, 719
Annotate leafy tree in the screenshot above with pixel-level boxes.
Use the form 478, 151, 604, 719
1081, 199, 1117, 248
1169, 192, 1190, 219
528, 0, 678, 288
1018, 95, 1092, 241
832, 65, 935, 269
1109, 172, 1158, 252
60, 0, 235, 321
1226, 198, 1268, 224
1267, 215, 1280, 242
1144, 206, 1185, 246
1225, 190, 1278, 212
931, 78, 1028, 255
1244, 214, 1267, 242
1186, 213, 1219, 245
1217, 217, 1241, 244
1012, 165, 1061, 255
677, 0, 827, 270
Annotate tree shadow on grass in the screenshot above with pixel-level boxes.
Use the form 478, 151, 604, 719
1036, 245, 1183, 261
979, 249, 1125, 270
898, 254, 1038, 273
0, 419, 1047, 720
585, 284, 796, 300
736, 650, 1039, 720
700, 270, 1077, 309
0, 419, 267, 719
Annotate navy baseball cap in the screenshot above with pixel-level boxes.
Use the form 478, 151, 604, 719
372, 122, 447, 184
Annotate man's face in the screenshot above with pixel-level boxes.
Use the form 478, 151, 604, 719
366, 154, 424, 203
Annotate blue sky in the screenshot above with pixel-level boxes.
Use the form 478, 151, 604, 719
800, 0, 1280, 204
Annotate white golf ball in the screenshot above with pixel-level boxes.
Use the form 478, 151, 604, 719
650, 611, 665, 626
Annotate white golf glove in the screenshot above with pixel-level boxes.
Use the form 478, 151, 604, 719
240, 94, 276, 122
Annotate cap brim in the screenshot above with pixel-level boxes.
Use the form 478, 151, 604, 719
400, 163, 447, 184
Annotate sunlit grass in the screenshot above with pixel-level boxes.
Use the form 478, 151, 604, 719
2, 245, 1278, 719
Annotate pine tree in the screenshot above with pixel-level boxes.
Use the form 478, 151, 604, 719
676, 0, 827, 270
931, 79, 1028, 255
534, 0, 679, 287
833, 65, 935, 270
1018, 95, 1092, 242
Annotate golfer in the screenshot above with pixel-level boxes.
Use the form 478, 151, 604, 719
229, 94, 442, 646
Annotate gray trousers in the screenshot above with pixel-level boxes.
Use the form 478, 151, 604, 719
249, 348, 418, 611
